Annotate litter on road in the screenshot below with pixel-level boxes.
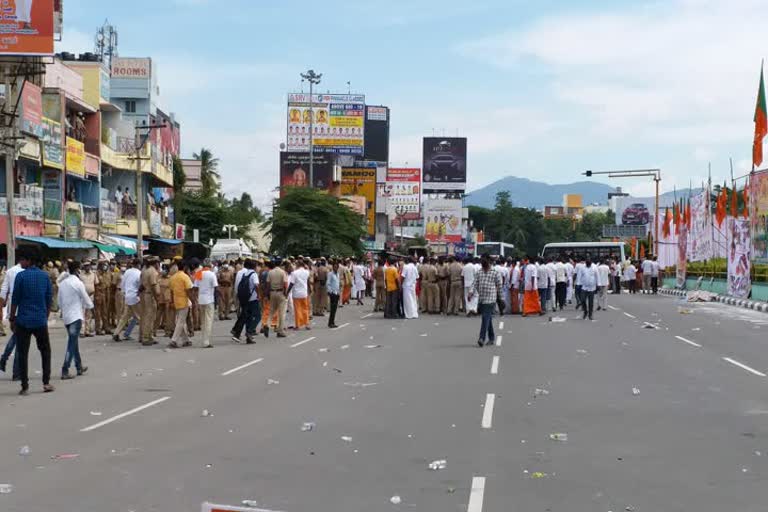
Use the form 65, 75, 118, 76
18, 445, 30, 456
390, 495, 402, 505
201, 409, 213, 417
266, 379, 280, 385
90, 411, 102, 416
241, 499, 259, 507
550, 433, 568, 442
340, 344, 350, 350
341, 436, 353, 442
576, 349, 589, 355
0, 484, 13, 494
51, 453, 79, 460
318, 348, 330, 353
365, 344, 382, 349
428, 459, 447, 470
549, 317, 567, 323
632, 387, 640, 395
301, 422, 316, 432
534, 388, 550, 397
343, 382, 377, 388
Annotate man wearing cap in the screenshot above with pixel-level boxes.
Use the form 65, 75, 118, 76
79, 261, 98, 337
312, 259, 327, 316
156, 265, 173, 337
217, 261, 234, 320
139, 257, 161, 345
373, 259, 386, 312
267, 258, 289, 338
94, 261, 112, 335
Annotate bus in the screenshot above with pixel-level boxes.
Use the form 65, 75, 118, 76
540, 242, 626, 262
475, 241, 515, 258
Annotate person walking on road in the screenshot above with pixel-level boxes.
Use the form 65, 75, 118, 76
578, 258, 599, 320
596, 259, 611, 311
383, 258, 401, 319
0, 260, 24, 379
169, 262, 194, 348
641, 257, 653, 294
197, 259, 218, 348
462, 256, 478, 316
447, 256, 463, 315
624, 261, 638, 294
139, 257, 160, 346
522, 256, 541, 317
217, 262, 234, 320
554, 256, 567, 311
289, 259, 311, 330
650, 256, 660, 294
232, 259, 260, 344
373, 259, 386, 312
113, 259, 141, 342
79, 261, 97, 337
9, 246, 54, 395
470, 257, 503, 347
401, 257, 419, 319
267, 260, 289, 337
327, 260, 341, 328
58, 261, 92, 380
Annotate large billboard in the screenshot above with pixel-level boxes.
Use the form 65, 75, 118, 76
750, 170, 768, 264
422, 137, 467, 192
364, 105, 389, 162
424, 198, 463, 242
279, 152, 333, 195
287, 93, 365, 155
383, 168, 420, 216
0, 0, 54, 56
614, 196, 675, 235
340, 167, 376, 238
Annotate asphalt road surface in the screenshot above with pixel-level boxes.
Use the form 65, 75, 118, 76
1, 291, 767, 512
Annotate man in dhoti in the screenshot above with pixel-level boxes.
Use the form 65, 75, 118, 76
522, 257, 541, 317
401, 257, 419, 319
462, 257, 478, 316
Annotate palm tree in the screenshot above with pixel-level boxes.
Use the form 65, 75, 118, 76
192, 148, 221, 198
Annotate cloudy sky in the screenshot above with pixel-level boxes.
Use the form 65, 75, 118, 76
60, 0, 766, 208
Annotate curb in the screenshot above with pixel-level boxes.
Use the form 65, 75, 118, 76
659, 288, 768, 313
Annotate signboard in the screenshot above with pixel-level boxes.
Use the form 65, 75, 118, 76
149, 208, 162, 236
0, 0, 55, 56
340, 167, 376, 237
367, 106, 388, 121
65, 137, 85, 177
99, 68, 111, 101
727, 217, 751, 299
689, 189, 712, 262
64, 207, 81, 240
41, 118, 63, 169
383, 168, 420, 216
111, 58, 151, 79
424, 198, 463, 242
749, 170, 768, 264
279, 151, 333, 194
422, 137, 467, 191
175, 223, 186, 240
287, 93, 365, 155
0, 186, 43, 221
100, 200, 117, 231
19, 82, 43, 137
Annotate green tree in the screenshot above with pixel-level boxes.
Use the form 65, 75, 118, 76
179, 194, 227, 244
192, 148, 221, 198
267, 188, 365, 257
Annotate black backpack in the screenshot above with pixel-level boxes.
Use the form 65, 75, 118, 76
237, 271, 254, 305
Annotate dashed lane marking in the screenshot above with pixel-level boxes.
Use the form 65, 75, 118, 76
482, 393, 495, 429
221, 358, 265, 376
723, 357, 767, 377
674, 335, 702, 348
467, 476, 486, 512
80, 396, 171, 432
290, 336, 316, 348
490, 356, 499, 375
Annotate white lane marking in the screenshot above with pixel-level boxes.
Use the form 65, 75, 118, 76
290, 336, 316, 348
623, 312, 636, 319
482, 393, 495, 429
467, 476, 486, 512
723, 357, 767, 377
361, 313, 374, 319
675, 335, 702, 348
499, 321, 505, 330
495, 335, 503, 347
221, 358, 264, 376
490, 356, 500, 375
607, 305, 619, 311
80, 396, 171, 432
334, 323, 350, 329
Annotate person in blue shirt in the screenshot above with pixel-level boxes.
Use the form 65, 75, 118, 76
326, 260, 341, 329
8, 246, 54, 395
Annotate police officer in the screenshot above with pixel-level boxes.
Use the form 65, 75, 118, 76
95, 261, 112, 335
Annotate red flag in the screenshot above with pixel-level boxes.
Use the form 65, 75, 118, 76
731, 187, 738, 218
715, 185, 727, 227
630, 237, 637, 258
673, 200, 680, 229
662, 206, 671, 237
680, 199, 686, 229
754, 63, 768, 169
743, 185, 749, 218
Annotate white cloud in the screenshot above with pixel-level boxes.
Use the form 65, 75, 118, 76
55, 28, 93, 55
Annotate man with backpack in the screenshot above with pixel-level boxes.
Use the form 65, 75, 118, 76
231, 259, 260, 344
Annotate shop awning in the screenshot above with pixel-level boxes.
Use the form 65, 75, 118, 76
91, 242, 136, 255
102, 235, 149, 251
17, 236, 95, 250
147, 237, 183, 245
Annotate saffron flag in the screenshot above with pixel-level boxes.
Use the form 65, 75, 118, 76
686, 197, 692, 229
754, 64, 768, 169
662, 206, 671, 237
673, 200, 680, 229
716, 185, 727, 227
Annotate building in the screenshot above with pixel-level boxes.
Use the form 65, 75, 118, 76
181, 159, 203, 193
543, 194, 584, 219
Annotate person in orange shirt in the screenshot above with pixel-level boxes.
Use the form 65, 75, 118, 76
168, 262, 194, 348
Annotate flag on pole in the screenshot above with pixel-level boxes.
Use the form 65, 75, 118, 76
716, 184, 727, 227
686, 197, 692, 229
754, 62, 768, 169
673, 200, 680, 230
662, 206, 671, 237
731, 186, 738, 218
630, 237, 637, 258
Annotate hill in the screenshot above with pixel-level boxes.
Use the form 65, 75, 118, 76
465, 177, 615, 209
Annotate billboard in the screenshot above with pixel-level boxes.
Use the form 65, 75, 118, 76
19, 82, 43, 137
0, 0, 54, 56
727, 217, 751, 299
279, 152, 333, 195
287, 93, 365, 155
340, 167, 376, 238
383, 168, 420, 216
111, 58, 151, 79
364, 105, 389, 162
66, 137, 85, 177
422, 137, 467, 191
689, 189, 712, 262
750, 170, 768, 264
424, 198, 463, 242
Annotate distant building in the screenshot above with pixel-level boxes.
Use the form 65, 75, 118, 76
181, 159, 203, 193
544, 194, 584, 219
584, 204, 610, 214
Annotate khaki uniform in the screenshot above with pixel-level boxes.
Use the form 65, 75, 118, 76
267, 267, 288, 335
48, 267, 60, 312
373, 265, 386, 312
423, 264, 440, 313
437, 263, 449, 314
312, 265, 328, 315
139, 266, 160, 344
114, 270, 125, 326
156, 274, 174, 336
80, 271, 97, 335
95, 270, 111, 334
418, 264, 428, 312
108, 268, 119, 328
217, 268, 234, 320
0, 269, 6, 335
447, 262, 464, 315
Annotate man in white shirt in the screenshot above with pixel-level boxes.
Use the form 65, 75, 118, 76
494, 258, 510, 314
113, 259, 142, 342
462, 257, 478, 316
402, 257, 419, 319
564, 259, 575, 304
650, 256, 660, 294
288, 260, 311, 330
510, 260, 521, 314
522, 257, 540, 316
58, 262, 94, 379
196, 259, 218, 348
577, 258, 599, 320
0, 263, 24, 376
574, 257, 586, 308
624, 261, 638, 294
545, 258, 557, 313
232, 259, 260, 343
554, 257, 567, 311
536, 258, 549, 315
596, 259, 611, 311
641, 257, 654, 294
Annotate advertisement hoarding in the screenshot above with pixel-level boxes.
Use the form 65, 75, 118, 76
65, 137, 85, 177
727, 217, 751, 299
101, 200, 117, 231
424, 198, 463, 242
19, 82, 43, 137
340, 167, 376, 238
689, 189, 712, 262
279, 152, 333, 194
111, 58, 151, 79
0, 0, 55, 56
364, 105, 389, 162
383, 168, 420, 217
422, 137, 467, 191
749, 170, 768, 264
287, 93, 365, 155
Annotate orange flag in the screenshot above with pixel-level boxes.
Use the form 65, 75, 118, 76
662, 206, 671, 237
686, 198, 692, 229
639, 243, 646, 260
630, 237, 637, 258
716, 185, 727, 226
673, 200, 680, 229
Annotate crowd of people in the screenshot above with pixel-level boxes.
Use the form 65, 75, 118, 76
0, 245, 661, 395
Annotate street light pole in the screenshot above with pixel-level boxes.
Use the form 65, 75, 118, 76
300, 69, 322, 188
222, 224, 238, 239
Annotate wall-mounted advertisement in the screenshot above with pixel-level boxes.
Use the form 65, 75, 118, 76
424, 198, 463, 242
422, 137, 466, 192
340, 167, 376, 237
41, 118, 63, 169
19, 82, 43, 137
750, 170, 768, 264
279, 152, 333, 194
287, 93, 365, 155
727, 217, 751, 299
111, 58, 151, 80
383, 168, 420, 216
0, 0, 55, 56
66, 137, 85, 177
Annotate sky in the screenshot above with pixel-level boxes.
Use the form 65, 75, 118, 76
59, 0, 768, 210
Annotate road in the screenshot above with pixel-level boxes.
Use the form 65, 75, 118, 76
0, 291, 767, 512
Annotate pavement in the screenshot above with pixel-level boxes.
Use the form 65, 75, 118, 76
0, 292, 767, 512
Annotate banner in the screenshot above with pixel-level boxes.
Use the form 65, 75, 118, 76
287, 93, 365, 155
279, 151, 333, 193
0, 0, 55, 56
727, 217, 752, 299
19, 82, 43, 137
175, 223, 186, 240
111, 58, 151, 79
340, 167, 376, 237
64, 207, 81, 240
749, 170, 768, 264
100, 200, 117, 231
422, 137, 467, 191
65, 137, 85, 177
41, 118, 63, 169
676, 225, 687, 288
424, 198, 463, 242
383, 168, 420, 216
689, 189, 713, 262
149, 208, 162, 236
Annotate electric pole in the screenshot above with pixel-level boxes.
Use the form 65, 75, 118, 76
133, 121, 166, 260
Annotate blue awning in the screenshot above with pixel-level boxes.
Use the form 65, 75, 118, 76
147, 237, 182, 245
17, 236, 95, 250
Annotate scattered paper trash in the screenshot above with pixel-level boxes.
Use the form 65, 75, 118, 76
120, 371, 128, 378
691, 328, 701, 332
343, 382, 377, 388
678, 307, 693, 314
428, 459, 447, 470
332, 368, 343, 373
365, 344, 382, 349
18, 445, 30, 456
534, 388, 550, 397
550, 317, 567, 323
51, 453, 79, 460
756, 451, 763, 456
632, 387, 640, 396
742, 467, 750, 473
318, 348, 330, 353
322, 361, 328, 367
205, 463, 212, 468
266, 379, 280, 385
90, 411, 102, 416
531, 471, 548, 479
301, 422, 316, 432
0, 484, 13, 494
576, 349, 589, 355
549, 433, 568, 442
201, 409, 212, 417
341, 435, 353, 442
241, 500, 259, 507
643, 323, 657, 329
340, 344, 350, 350
447, 487, 456, 494
420, 333, 428, 337
390, 495, 402, 505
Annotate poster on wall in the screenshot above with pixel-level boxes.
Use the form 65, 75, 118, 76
422, 137, 467, 191
286, 93, 365, 155
689, 189, 713, 262
19, 82, 43, 137
279, 152, 333, 194
64, 208, 81, 240
424, 198, 463, 242
0, 0, 55, 56
676, 225, 688, 289
41, 118, 63, 169
383, 168, 420, 217
66, 137, 85, 177
727, 217, 752, 299
749, 170, 768, 264
340, 167, 376, 237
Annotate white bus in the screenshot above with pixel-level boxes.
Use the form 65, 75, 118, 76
540, 242, 626, 262
474, 241, 515, 259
